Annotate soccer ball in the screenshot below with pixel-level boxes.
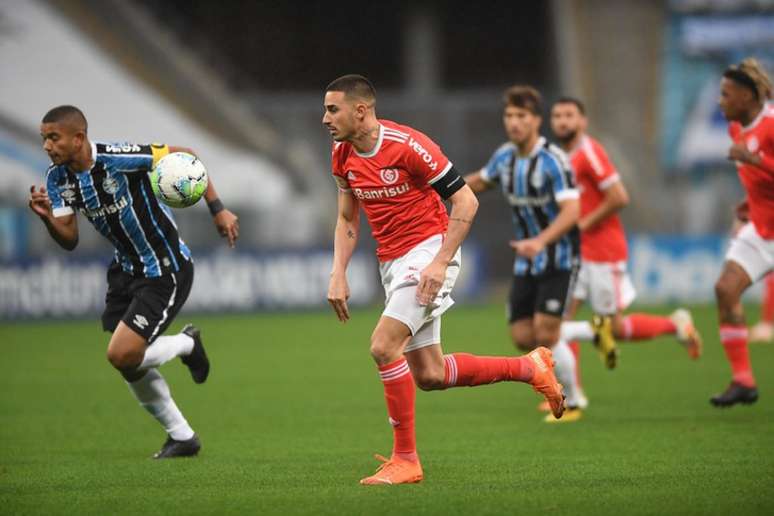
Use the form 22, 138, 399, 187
150, 152, 208, 208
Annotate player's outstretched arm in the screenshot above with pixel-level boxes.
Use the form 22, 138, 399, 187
511, 198, 579, 259
578, 181, 629, 231
163, 145, 239, 248
28, 185, 79, 251
463, 170, 492, 193
416, 184, 478, 306
328, 190, 360, 322
202, 169, 239, 248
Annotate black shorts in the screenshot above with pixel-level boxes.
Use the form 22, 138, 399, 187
507, 267, 578, 323
101, 259, 194, 343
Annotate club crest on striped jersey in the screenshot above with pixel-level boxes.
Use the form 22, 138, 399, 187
60, 179, 76, 202
380, 167, 400, 185
102, 176, 119, 195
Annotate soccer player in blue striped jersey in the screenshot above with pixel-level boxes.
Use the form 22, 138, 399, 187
28, 105, 239, 457
465, 86, 581, 420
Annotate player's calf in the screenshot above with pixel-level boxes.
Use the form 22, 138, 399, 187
411, 367, 446, 391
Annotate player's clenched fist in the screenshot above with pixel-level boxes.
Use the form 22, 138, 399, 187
28, 185, 52, 219
327, 272, 351, 322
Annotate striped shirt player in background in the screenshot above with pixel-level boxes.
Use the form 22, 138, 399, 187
549, 97, 703, 420
323, 75, 564, 485
28, 105, 239, 458
711, 58, 774, 407
465, 85, 582, 421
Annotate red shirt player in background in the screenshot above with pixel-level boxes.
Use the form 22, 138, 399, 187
550, 97, 702, 419
711, 58, 774, 407
323, 75, 564, 485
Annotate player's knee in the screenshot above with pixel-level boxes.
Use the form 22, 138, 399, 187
105, 346, 143, 370
369, 335, 400, 365
413, 369, 445, 391
714, 277, 737, 306
534, 328, 559, 349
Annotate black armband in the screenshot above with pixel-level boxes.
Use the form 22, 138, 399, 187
207, 198, 225, 216
430, 166, 465, 200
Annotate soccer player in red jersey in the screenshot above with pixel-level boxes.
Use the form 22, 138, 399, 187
750, 272, 774, 342
711, 58, 774, 407
548, 98, 703, 418
323, 75, 565, 485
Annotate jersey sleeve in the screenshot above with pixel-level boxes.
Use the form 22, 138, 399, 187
582, 140, 619, 190
403, 128, 452, 185
546, 147, 579, 202
479, 144, 513, 185
96, 142, 168, 172
330, 142, 351, 192
45, 167, 74, 218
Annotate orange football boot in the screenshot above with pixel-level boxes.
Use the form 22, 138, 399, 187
527, 347, 565, 419
360, 454, 423, 485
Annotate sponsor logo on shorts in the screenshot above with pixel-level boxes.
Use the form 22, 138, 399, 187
133, 314, 149, 330
388, 417, 400, 427
545, 299, 561, 313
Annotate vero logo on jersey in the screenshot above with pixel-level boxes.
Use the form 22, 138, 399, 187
105, 143, 141, 153
408, 138, 438, 171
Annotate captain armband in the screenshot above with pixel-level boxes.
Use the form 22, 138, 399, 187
430, 166, 465, 200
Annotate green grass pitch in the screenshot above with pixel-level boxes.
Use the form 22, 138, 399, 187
2, 303, 773, 515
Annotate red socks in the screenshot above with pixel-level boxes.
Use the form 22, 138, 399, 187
762, 273, 774, 323
443, 353, 534, 387
621, 313, 677, 340
378, 358, 417, 462
720, 325, 756, 387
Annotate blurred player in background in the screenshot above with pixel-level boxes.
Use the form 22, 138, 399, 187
711, 58, 774, 407
465, 86, 581, 421
29, 105, 239, 457
750, 273, 774, 342
731, 201, 774, 344
324, 75, 565, 485
549, 97, 703, 420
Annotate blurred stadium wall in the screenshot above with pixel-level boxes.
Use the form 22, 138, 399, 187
1, 0, 771, 319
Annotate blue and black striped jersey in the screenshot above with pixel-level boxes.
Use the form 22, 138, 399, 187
481, 137, 580, 276
46, 142, 192, 278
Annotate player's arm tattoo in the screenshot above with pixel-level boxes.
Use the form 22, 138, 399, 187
347, 229, 356, 239
449, 217, 473, 224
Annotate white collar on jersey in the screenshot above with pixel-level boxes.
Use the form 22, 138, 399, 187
524, 136, 546, 158
742, 102, 771, 131
354, 124, 384, 158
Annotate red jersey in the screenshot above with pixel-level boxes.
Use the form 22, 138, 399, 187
728, 104, 774, 239
331, 120, 452, 261
570, 135, 628, 262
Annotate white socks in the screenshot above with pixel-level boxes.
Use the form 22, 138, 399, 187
127, 368, 195, 441
138, 333, 194, 370
552, 340, 582, 408
561, 321, 595, 342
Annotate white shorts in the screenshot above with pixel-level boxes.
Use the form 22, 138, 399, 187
726, 222, 774, 282
380, 234, 461, 352
572, 260, 637, 315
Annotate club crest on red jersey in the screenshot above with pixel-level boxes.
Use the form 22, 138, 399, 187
380, 168, 400, 185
